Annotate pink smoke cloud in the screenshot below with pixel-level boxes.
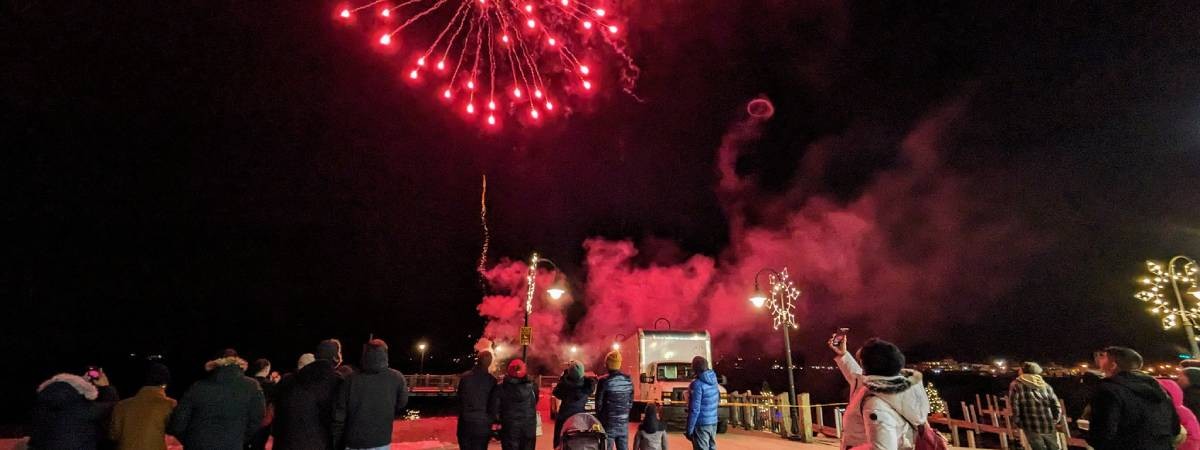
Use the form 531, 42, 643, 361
479, 95, 1042, 371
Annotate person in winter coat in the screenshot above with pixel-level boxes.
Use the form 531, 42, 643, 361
332, 339, 409, 450
1181, 368, 1200, 420
491, 359, 538, 450
1008, 362, 1062, 450
272, 339, 345, 450
1158, 378, 1200, 450
248, 358, 280, 450
830, 336, 931, 450
169, 349, 266, 450
597, 351, 634, 450
685, 356, 720, 450
109, 363, 175, 450
29, 370, 119, 450
552, 360, 595, 448
633, 404, 668, 450
457, 351, 498, 450
1086, 346, 1180, 450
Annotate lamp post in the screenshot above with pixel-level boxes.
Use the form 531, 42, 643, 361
523, 252, 567, 361
749, 267, 800, 435
417, 342, 428, 373
1137, 256, 1200, 355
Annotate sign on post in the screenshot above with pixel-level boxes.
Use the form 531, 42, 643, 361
520, 327, 532, 346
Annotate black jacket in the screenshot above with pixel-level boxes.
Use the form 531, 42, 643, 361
491, 376, 539, 438
596, 371, 633, 436
169, 362, 266, 450
1086, 371, 1180, 450
553, 376, 595, 422
29, 375, 119, 450
272, 360, 344, 450
457, 366, 498, 430
333, 348, 409, 449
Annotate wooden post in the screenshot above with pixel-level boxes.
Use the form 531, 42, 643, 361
950, 423, 961, 447
798, 393, 813, 442
966, 430, 977, 448
816, 405, 825, 432
778, 393, 793, 438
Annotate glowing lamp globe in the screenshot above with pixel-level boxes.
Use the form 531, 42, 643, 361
547, 286, 566, 300
612, 342, 620, 350
749, 292, 767, 308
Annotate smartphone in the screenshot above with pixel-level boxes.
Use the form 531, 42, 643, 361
832, 328, 849, 346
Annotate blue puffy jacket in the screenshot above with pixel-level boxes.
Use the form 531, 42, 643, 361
686, 370, 720, 435
596, 371, 633, 436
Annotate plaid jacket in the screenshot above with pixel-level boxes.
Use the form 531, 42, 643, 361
1008, 375, 1062, 434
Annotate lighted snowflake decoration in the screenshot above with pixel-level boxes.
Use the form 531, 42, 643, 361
767, 268, 800, 330
1136, 259, 1200, 331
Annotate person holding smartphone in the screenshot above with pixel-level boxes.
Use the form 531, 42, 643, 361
30, 367, 120, 450
829, 332, 930, 450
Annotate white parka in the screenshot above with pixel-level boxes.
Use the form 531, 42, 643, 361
836, 352, 931, 450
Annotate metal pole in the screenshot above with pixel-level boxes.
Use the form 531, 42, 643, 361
522, 307, 530, 361
1170, 256, 1200, 356
783, 324, 798, 437
420, 349, 426, 373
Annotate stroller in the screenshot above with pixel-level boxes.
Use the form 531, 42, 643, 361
558, 413, 607, 450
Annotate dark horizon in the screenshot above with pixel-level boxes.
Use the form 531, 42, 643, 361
5, 0, 1200, 424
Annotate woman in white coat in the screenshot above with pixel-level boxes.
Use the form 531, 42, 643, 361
831, 335, 931, 450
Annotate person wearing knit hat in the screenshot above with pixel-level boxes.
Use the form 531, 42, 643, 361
272, 339, 346, 450
457, 351, 498, 450
495, 358, 538, 450
110, 363, 176, 450
553, 361, 596, 448
597, 351, 633, 450
1010, 360, 1061, 450
296, 353, 315, 370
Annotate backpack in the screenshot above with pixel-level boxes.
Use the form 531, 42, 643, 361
864, 392, 949, 450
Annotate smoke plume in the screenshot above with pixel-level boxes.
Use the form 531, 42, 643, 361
478, 95, 1040, 371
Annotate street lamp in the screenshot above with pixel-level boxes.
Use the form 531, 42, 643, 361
417, 342, 428, 373
749, 267, 800, 436
523, 252, 566, 361
1136, 256, 1200, 355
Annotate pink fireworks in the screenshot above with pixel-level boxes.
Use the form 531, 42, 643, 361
335, 0, 637, 129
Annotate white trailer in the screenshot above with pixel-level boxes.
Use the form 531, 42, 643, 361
618, 329, 729, 432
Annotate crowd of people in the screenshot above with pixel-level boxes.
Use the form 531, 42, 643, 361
29, 338, 409, 450
830, 335, 1200, 450
27, 342, 721, 450
34, 332, 1200, 450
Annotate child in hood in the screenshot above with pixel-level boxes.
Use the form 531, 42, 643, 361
633, 403, 668, 450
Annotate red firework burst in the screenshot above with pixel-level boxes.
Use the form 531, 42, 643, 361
335, 0, 639, 129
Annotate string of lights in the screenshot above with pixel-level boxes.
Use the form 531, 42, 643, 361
335, 0, 638, 129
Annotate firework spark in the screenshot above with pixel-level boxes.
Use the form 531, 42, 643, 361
336, 0, 638, 129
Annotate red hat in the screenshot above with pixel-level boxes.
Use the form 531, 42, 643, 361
507, 359, 528, 379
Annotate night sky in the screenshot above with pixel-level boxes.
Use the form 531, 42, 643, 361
5, 0, 1200, 422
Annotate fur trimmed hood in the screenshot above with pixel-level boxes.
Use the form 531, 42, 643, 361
864, 369, 922, 394
205, 356, 249, 372
37, 373, 98, 400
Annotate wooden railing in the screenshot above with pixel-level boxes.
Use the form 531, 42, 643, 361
403, 374, 459, 396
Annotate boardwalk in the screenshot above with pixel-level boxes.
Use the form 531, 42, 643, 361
0, 416, 971, 450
